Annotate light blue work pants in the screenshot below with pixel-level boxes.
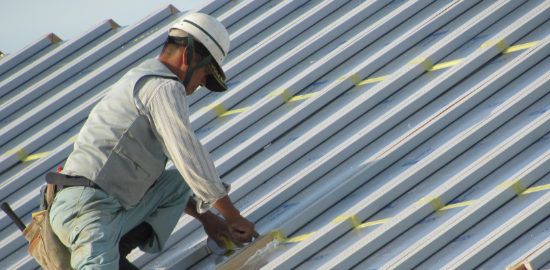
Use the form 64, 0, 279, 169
49, 170, 191, 270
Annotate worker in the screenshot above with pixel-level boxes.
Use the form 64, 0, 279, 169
47, 13, 258, 270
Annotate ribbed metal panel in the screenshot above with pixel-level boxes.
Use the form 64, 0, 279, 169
0, 34, 62, 81
2, 0, 550, 269
0, 20, 120, 101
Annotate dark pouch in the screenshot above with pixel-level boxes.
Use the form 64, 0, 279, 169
23, 206, 73, 270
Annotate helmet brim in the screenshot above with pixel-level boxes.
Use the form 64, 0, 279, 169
206, 61, 227, 92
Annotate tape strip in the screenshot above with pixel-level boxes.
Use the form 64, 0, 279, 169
331, 214, 360, 228
495, 180, 525, 195
286, 232, 314, 243
522, 183, 550, 195
438, 200, 476, 211
478, 39, 508, 52
25, 151, 51, 161
288, 92, 319, 102
358, 75, 389, 85
6, 149, 28, 162
356, 218, 391, 229
201, 103, 227, 117
408, 58, 433, 71
6, 136, 79, 163
268, 89, 292, 102
270, 229, 287, 244
503, 41, 538, 53
220, 107, 249, 117
350, 73, 361, 85
431, 58, 464, 71
337, 73, 362, 85
415, 196, 444, 211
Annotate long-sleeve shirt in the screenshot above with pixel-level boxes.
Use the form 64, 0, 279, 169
135, 76, 230, 213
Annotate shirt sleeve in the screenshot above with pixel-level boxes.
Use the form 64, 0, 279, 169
146, 80, 230, 213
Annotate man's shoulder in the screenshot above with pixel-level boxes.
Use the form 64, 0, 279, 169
135, 76, 186, 112
137, 76, 183, 97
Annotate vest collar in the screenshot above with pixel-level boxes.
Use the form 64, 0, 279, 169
137, 58, 181, 82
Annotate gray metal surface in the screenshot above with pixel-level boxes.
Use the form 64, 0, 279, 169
0, 34, 63, 81
2, 0, 550, 269
0, 20, 120, 101
479, 209, 550, 270
256, 1, 543, 269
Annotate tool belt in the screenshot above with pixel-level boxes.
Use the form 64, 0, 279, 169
24, 172, 102, 270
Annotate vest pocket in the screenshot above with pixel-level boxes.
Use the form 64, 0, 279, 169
117, 152, 151, 178
119, 151, 150, 177
100, 150, 154, 207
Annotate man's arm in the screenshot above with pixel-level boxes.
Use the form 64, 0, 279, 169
146, 80, 257, 244
147, 81, 228, 210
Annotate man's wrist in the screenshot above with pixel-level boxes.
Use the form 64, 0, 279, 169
213, 195, 241, 220
197, 211, 215, 223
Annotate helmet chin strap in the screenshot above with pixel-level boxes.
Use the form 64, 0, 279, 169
182, 34, 212, 89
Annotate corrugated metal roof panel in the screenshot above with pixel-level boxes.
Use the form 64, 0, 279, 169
0, 34, 62, 80
0, 20, 120, 101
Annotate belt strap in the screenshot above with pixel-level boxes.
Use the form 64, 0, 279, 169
45, 172, 102, 189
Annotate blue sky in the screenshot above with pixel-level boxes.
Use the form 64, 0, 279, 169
0, 0, 208, 54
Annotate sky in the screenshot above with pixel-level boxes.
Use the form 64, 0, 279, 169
0, 0, 209, 54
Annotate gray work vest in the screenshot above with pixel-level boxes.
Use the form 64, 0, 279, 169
64, 59, 180, 209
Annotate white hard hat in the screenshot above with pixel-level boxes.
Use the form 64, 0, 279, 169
169, 13, 230, 92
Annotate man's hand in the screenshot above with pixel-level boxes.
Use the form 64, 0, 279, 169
185, 196, 259, 247
225, 215, 259, 247
213, 195, 259, 247
199, 212, 231, 249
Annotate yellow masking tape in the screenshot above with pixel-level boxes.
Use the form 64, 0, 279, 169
331, 214, 360, 228
337, 73, 362, 85
25, 151, 52, 162
220, 107, 250, 117
430, 58, 464, 71
201, 103, 226, 117
478, 39, 508, 52
438, 200, 476, 211
270, 229, 287, 244
268, 89, 292, 102
67, 137, 78, 142
350, 73, 362, 85
408, 58, 433, 71
6, 149, 28, 162
415, 196, 444, 211
356, 218, 391, 229
522, 183, 550, 195
503, 41, 539, 53
495, 180, 525, 195
358, 75, 389, 85
288, 92, 319, 102
286, 232, 315, 243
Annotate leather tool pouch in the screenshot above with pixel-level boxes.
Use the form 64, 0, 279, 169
24, 184, 73, 270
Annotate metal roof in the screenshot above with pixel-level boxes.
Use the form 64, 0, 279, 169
1, 0, 550, 269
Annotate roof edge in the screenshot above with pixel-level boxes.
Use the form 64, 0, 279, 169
47, 33, 62, 44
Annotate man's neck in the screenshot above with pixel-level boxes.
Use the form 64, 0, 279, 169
158, 55, 186, 81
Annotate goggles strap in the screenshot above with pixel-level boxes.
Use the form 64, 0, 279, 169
183, 34, 212, 89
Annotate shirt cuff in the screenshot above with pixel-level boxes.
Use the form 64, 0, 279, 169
196, 182, 231, 214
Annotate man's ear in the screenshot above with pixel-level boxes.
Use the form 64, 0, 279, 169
182, 46, 189, 66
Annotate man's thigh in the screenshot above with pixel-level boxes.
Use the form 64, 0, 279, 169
123, 169, 191, 253
50, 186, 124, 269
